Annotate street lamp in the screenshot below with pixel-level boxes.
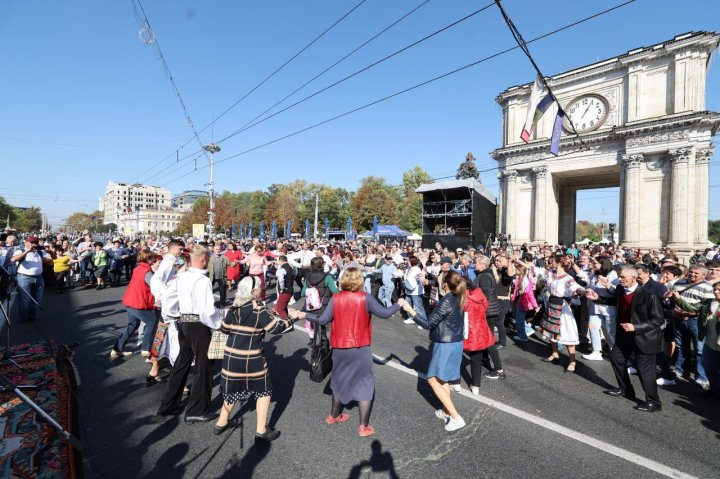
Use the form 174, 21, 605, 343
202, 143, 221, 237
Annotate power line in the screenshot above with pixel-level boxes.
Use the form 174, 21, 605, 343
156, 0, 642, 188
130, 0, 210, 165
215, 2, 496, 145
138, 0, 369, 181
151, 1, 494, 180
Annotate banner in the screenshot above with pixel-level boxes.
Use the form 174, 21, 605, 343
192, 224, 205, 238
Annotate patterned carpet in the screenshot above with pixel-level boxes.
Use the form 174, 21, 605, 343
0, 342, 79, 479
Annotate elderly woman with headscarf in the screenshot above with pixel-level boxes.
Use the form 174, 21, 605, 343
213, 275, 299, 441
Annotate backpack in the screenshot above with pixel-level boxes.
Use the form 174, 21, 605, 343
306, 285, 323, 311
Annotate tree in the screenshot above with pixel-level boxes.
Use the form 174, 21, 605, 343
0, 196, 17, 228
66, 212, 94, 232
13, 207, 42, 232
455, 152, 480, 180
575, 220, 602, 242
399, 166, 432, 234
709, 220, 720, 245
351, 176, 400, 230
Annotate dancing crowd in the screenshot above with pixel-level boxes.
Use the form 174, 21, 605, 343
1, 229, 719, 440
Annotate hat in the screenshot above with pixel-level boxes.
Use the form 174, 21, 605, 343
25, 235, 39, 243
440, 256, 452, 264
385, 254, 393, 260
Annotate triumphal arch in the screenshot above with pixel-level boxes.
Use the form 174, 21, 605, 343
491, 31, 720, 255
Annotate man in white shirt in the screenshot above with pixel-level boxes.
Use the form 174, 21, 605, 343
157, 245, 225, 423
150, 239, 185, 307
287, 242, 314, 287
11, 236, 52, 321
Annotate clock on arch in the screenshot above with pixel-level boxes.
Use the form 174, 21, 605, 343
562, 93, 610, 133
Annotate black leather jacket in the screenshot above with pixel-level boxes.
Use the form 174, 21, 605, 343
415, 293, 463, 343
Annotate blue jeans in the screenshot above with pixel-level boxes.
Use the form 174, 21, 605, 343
588, 312, 616, 351
701, 346, 720, 391
378, 284, 393, 307
513, 304, 535, 341
407, 294, 427, 322
16, 274, 44, 321
364, 276, 373, 294
674, 317, 707, 381
115, 307, 158, 353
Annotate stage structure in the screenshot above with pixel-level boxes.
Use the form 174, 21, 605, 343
416, 178, 496, 250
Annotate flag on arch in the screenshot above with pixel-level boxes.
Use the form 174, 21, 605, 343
520, 74, 553, 143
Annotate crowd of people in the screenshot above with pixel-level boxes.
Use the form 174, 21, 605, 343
1, 228, 719, 440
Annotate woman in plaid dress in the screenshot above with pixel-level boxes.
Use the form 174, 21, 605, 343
213, 275, 298, 441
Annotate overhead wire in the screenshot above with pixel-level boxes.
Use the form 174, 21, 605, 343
130, 0, 210, 166
149, 1, 493, 180
138, 0, 369, 181
215, 2, 496, 144
158, 0, 636, 188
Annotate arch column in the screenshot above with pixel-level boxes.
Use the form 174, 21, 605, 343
532, 166, 548, 242
503, 169, 518, 237
694, 147, 713, 245
668, 148, 692, 245
621, 153, 643, 245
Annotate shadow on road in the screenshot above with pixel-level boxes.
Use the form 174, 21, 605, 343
347, 440, 398, 479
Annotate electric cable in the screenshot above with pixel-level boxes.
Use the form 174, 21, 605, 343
159, 0, 636, 188
138, 0, 369, 181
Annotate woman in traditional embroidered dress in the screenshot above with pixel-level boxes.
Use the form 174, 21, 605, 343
213, 275, 298, 441
240, 244, 273, 301
540, 255, 585, 373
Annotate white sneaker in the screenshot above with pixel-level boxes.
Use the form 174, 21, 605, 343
450, 384, 461, 392
656, 377, 677, 386
435, 409, 449, 422
403, 318, 415, 324
627, 366, 638, 375
470, 386, 480, 396
696, 379, 710, 390
582, 351, 604, 361
444, 415, 466, 432
417, 325, 423, 330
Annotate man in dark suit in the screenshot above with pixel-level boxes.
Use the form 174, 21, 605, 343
587, 265, 665, 412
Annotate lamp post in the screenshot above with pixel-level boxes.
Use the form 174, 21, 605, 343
202, 143, 221, 237
608, 223, 616, 244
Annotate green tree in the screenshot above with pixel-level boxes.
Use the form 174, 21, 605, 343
575, 220, 602, 242
13, 207, 42, 232
455, 152, 480, 180
0, 196, 17, 228
66, 212, 94, 232
709, 219, 720, 244
398, 166, 432, 234
351, 176, 400, 230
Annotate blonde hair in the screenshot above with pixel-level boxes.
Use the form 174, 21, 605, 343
190, 245, 208, 261
339, 267, 364, 292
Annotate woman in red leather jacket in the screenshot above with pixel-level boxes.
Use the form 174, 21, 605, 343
464, 279, 505, 395
292, 267, 399, 437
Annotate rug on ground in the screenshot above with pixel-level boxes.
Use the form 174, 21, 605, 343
0, 341, 80, 478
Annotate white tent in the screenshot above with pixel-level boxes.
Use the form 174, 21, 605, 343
407, 233, 422, 241
577, 238, 593, 245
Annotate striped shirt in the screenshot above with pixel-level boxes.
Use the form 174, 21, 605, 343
673, 280, 714, 305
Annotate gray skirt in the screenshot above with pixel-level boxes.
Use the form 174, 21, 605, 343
330, 346, 374, 404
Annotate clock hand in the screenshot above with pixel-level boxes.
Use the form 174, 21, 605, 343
580, 102, 592, 120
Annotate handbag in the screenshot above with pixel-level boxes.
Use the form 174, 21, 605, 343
309, 325, 332, 382
207, 329, 229, 360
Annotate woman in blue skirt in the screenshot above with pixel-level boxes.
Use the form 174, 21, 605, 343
401, 270, 467, 431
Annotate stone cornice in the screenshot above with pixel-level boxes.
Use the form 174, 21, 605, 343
496, 31, 719, 105
490, 111, 720, 162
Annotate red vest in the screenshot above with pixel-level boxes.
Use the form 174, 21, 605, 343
618, 291, 633, 324
330, 291, 371, 349
122, 262, 155, 310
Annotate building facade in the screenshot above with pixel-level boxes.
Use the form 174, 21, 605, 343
171, 189, 208, 212
491, 31, 720, 256
100, 182, 171, 225
116, 209, 183, 236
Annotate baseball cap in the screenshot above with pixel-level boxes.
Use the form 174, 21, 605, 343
440, 256, 452, 264
25, 235, 39, 243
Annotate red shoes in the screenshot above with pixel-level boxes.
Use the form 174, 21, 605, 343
325, 413, 350, 424
358, 425, 375, 437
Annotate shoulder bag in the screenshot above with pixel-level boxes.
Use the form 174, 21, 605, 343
309, 325, 332, 382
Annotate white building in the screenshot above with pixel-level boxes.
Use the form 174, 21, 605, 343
172, 189, 208, 212
116, 209, 183, 236
100, 182, 171, 225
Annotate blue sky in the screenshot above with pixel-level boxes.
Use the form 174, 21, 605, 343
1, 0, 718, 228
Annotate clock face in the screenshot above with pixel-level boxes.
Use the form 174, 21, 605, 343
563, 94, 609, 133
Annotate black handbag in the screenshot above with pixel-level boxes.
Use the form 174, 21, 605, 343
309, 325, 332, 383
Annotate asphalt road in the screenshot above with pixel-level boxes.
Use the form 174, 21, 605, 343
9, 281, 720, 479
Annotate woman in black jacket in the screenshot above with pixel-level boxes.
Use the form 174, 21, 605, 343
400, 270, 467, 432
